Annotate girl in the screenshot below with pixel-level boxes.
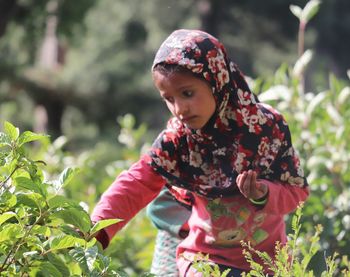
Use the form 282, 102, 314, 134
91, 29, 309, 276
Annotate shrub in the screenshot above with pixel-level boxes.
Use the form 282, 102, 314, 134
0, 121, 124, 276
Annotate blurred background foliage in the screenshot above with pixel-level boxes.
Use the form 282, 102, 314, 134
0, 0, 350, 275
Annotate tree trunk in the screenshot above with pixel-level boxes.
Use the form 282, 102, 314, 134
0, 0, 17, 37
197, 0, 222, 37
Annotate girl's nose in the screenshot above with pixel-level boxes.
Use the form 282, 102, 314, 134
174, 100, 188, 117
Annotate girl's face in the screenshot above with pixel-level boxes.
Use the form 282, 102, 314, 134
153, 70, 216, 129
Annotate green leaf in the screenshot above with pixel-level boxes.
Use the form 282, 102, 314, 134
23, 250, 39, 258
0, 212, 17, 226
49, 234, 86, 251
326, 103, 343, 124
59, 167, 79, 188
15, 176, 46, 196
52, 207, 92, 233
293, 49, 313, 77
0, 223, 23, 243
0, 132, 11, 147
306, 91, 327, 116
69, 246, 99, 273
48, 195, 79, 209
16, 192, 46, 209
32, 225, 51, 237
18, 131, 48, 147
84, 246, 99, 272
47, 253, 71, 276
0, 191, 17, 208
115, 270, 130, 277
69, 247, 89, 273
337, 87, 350, 106
289, 5, 302, 19
4, 121, 19, 141
258, 85, 291, 102
302, 0, 320, 23
90, 218, 122, 235
36, 261, 63, 277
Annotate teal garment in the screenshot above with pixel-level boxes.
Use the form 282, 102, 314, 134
147, 187, 191, 276
150, 229, 182, 276
147, 187, 191, 237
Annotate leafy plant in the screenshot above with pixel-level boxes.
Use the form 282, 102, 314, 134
185, 205, 350, 277
241, 204, 350, 277
0, 121, 123, 276
189, 253, 232, 277
255, 0, 350, 270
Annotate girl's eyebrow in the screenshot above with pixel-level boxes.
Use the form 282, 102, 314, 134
175, 83, 194, 91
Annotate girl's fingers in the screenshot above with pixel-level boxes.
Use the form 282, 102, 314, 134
236, 172, 246, 195
251, 171, 257, 188
237, 170, 262, 199
244, 171, 253, 196
236, 174, 242, 185
236, 172, 246, 187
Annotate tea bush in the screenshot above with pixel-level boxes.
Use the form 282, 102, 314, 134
0, 121, 125, 276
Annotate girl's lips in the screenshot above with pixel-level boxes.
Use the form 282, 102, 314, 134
181, 116, 196, 123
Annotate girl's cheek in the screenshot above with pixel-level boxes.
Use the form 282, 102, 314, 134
166, 104, 175, 114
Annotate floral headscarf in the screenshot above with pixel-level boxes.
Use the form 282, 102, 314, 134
147, 29, 307, 200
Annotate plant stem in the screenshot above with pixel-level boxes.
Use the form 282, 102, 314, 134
0, 165, 20, 190
0, 212, 45, 273
298, 21, 306, 57
298, 20, 306, 95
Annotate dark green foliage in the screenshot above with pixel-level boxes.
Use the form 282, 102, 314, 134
0, 122, 122, 276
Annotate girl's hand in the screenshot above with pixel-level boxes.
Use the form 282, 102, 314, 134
236, 170, 268, 201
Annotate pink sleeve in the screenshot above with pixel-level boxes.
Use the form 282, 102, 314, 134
261, 179, 309, 215
91, 156, 166, 240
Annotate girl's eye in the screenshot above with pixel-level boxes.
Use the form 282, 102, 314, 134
183, 90, 193, 97
163, 96, 174, 103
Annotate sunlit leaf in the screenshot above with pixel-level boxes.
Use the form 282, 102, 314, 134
69, 247, 102, 273
4, 121, 19, 141
52, 207, 92, 233
49, 234, 86, 251
302, 0, 321, 23
0, 223, 23, 243
0, 191, 17, 208
289, 5, 302, 19
0, 132, 11, 147
18, 131, 49, 147
326, 104, 343, 124
90, 218, 122, 235
23, 251, 39, 258
48, 195, 79, 209
32, 225, 51, 237
293, 49, 313, 77
258, 85, 291, 102
337, 87, 350, 106
16, 192, 46, 209
15, 176, 46, 196
306, 91, 327, 116
59, 167, 79, 188
69, 247, 89, 273
0, 212, 17, 226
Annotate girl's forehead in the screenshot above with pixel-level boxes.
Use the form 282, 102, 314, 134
153, 70, 197, 88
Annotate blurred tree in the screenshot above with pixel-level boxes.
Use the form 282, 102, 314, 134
0, 0, 349, 141
0, 0, 95, 138
313, 0, 350, 78
0, 0, 17, 37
